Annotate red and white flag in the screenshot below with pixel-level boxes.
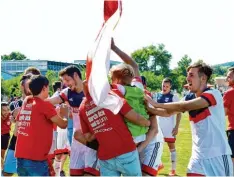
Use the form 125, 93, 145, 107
86, 0, 123, 114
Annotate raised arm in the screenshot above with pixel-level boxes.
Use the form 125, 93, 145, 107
111, 38, 140, 77
150, 97, 209, 114
145, 94, 210, 115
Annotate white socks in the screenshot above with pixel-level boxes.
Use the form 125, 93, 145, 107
54, 159, 62, 176
170, 149, 176, 170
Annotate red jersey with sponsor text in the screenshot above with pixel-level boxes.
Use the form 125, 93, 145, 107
79, 96, 136, 160
15, 97, 57, 161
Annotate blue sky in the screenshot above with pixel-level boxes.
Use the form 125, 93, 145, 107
0, 0, 233, 68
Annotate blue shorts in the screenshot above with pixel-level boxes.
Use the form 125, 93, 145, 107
99, 149, 142, 176
67, 118, 73, 145
3, 149, 17, 174
17, 158, 49, 176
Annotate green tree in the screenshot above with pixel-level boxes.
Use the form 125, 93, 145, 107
141, 71, 164, 91
46, 70, 59, 95
1, 75, 22, 98
194, 59, 204, 65
131, 44, 172, 76
1, 52, 27, 61
177, 55, 192, 76
213, 65, 228, 76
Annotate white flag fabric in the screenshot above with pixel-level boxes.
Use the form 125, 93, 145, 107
86, 0, 123, 114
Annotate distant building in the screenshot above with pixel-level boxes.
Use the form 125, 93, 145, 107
1, 70, 15, 80
74, 59, 122, 68
215, 76, 228, 92
1, 60, 85, 77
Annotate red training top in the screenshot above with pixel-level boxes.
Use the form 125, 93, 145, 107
15, 97, 57, 160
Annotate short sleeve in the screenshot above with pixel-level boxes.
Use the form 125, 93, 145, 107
59, 88, 69, 102
43, 101, 57, 119
200, 91, 217, 106
119, 99, 132, 115
116, 84, 126, 95
131, 77, 144, 90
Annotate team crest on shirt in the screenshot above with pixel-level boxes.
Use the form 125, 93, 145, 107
69, 98, 73, 102
165, 97, 169, 102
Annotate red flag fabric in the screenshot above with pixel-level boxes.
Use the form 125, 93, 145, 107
86, 0, 123, 114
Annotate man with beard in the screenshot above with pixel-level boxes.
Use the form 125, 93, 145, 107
146, 62, 233, 176
223, 67, 234, 171
47, 66, 92, 176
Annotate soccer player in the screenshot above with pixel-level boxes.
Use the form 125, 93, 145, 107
51, 81, 70, 176
223, 67, 234, 170
15, 75, 68, 176
47, 65, 97, 176
146, 62, 233, 176
1, 102, 11, 169
155, 78, 182, 176
76, 81, 147, 176
110, 38, 163, 176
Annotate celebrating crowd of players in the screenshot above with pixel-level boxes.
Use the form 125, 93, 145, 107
1, 39, 234, 176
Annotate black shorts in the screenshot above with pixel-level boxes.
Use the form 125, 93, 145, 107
1, 133, 10, 150
227, 130, 234, 158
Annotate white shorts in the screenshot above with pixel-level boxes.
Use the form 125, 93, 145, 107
84, 147, 100, 176
187, 155, 233, 176
158, 116, 176, 143
69, 139, 99, 176
48, 130, 57, 157
55, 127, 70, 154
140, 140, 164, 176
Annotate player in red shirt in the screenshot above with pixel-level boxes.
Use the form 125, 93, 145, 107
1, 102, 11, 168
15, 75, 68, 176
223, 67, 234, 167
75, 81, 150, 176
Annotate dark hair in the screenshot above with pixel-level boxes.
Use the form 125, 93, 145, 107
163, 77, 172, 85
141, 76, 147, 86
20, 73, 33, 86
228, 67, 234, 73
59, 65, 82, 79
52, 81, 62, 93
24, 67, 41, 75
1, 102, 8, 107
29, 75, 49, 96
187, 62, 213, 82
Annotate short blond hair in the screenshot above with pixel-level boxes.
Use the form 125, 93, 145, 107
109, 63, 135, 81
